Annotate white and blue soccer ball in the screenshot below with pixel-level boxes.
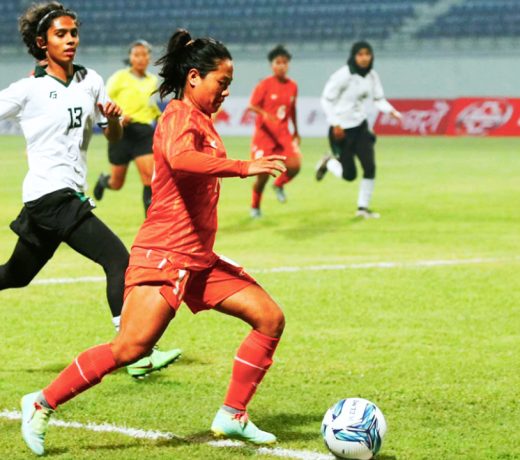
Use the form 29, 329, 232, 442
321, 397, 387, 459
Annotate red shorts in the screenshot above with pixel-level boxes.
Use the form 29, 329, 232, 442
251, 135, 300, 160
124, 255, 258, 314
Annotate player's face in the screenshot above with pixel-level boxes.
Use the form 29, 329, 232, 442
271, 56, 289, 79
42, 16, 79, 64
130, 45, 150, 73
355, 48, 372, 69
188, 59, 233, 115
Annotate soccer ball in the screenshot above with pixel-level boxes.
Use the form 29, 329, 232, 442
321, 397, 387, 459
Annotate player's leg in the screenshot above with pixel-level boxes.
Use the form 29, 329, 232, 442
186, 260, 283, 443
251, 173, 269, 218
63, 212, 181, 375
0, 237, 58, 290
212, 284, 284, 443
354, 125, 379, 218
93, 132, 131, 201
273, 141, 302, 203
316, 126, 356, 181
21, 285, 175, 455
134, 153, 154, 214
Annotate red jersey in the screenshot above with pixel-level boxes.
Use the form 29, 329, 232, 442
130, 100, 248, 270
250, 75, 298, 148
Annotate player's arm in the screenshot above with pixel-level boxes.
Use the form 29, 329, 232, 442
290, 87, 300, 144
0, 80, 25, 121
321, 68, 349, 139
372, 71, 401, 120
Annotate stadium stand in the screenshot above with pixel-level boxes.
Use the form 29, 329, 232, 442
417, 0, 520, 38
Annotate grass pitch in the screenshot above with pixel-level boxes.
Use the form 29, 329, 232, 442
0, 134, 519, 459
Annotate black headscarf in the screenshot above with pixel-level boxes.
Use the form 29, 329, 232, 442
347, 41, 374, 77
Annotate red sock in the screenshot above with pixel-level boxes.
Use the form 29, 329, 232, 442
251, 189, 262, 209
224, 330, 280, 412
43, 344, 118, 409
273, 171, 292, 188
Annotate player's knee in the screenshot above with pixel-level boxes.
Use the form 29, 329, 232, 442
111, 341, 151, 366
109, 178, 124, 190
259, 305, 285, 338
343, 170, 356, 181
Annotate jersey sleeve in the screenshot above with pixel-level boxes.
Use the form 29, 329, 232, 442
321, 67, 350, 126
91, 71, 109, 128
0, 79, 27, 121
371, 70, 395, 114
162, 111, 248, 178
250, 79, 266, 108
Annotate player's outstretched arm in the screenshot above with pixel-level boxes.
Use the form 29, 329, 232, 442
98, 102, 123, 143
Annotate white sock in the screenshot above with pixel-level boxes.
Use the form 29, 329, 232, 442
112, 315, 121, 332
326, 158, 343, 178
358, 178, 375, 209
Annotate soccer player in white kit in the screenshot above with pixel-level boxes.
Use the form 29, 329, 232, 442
0, 1, 181, 377
316, 41, 402, 218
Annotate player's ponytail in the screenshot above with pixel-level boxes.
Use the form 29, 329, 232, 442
157, 29, 232, 100
18, 1, 78, 61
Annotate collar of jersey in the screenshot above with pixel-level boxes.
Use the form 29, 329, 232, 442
34, 64, 87, 87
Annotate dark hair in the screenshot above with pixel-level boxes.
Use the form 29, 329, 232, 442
18, 1, 78, 60
268, 44, 291, 62
156, 29, 232, 100
124, 39, 152, 66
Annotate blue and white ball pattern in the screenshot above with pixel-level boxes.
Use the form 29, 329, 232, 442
321, 398, 387, 459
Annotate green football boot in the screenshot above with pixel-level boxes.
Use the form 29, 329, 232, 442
211, 408, 277, 444
126, 347, 182, 379
21, 392, 54, 456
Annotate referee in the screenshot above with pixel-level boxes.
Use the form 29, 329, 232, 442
316, 41, 401, 218
94, 40, 161, 214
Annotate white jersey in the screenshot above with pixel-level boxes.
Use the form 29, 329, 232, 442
0, 65, 108, 202
321, 65, 395, 129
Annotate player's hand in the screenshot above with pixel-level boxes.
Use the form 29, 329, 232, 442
293, 132, 301, 145
121, 114, 132, 126
333, 125, 345, 140
391, 110, 403, 121
246, 155, 286, 177
97, 102, 123, 120
264, 112, 279, 123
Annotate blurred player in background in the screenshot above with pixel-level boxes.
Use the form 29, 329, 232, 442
249, 45, 300, 218
93, 39, 161, 214
316, 41, 401, 219
20, 29, 287, 456
0, 1, 180, 379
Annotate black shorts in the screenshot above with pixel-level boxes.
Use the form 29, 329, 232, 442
108, 122, 154, 165
10, 188, 96, 250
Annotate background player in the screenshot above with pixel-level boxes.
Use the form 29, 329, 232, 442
20, 29, 287, 456
93, 39, 161, 214
316, 41, 401, 218
249, 45, 300, 218
0, 1, 180, 379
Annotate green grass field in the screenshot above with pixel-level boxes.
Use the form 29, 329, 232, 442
0, 134, 519, 459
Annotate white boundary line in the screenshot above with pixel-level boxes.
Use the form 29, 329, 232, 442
0, 410, 333, 460
30, 256, 520, 286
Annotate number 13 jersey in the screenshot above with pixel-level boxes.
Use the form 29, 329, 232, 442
0, 65, 109, 202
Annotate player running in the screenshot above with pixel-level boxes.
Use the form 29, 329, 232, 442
249, 45, 300, 218
316, 41, 401, 219
93, 39, 161, 214
20, 29, 287, 455
0, 2, 180, 379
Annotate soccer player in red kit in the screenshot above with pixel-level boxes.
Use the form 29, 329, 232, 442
249, 45, 301, 218
20, 30, 287, 456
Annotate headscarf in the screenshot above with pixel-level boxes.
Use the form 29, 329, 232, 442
347, 41, 373, 77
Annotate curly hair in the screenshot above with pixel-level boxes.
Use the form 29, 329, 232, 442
18, 2, 78, 60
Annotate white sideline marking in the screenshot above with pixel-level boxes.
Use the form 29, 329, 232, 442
1, 410, 333, 459
30, 256, 519, 286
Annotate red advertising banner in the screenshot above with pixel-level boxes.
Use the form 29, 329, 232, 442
375, 97, 520, 136
444, 98, 520, 136
375, 99, 452, 135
